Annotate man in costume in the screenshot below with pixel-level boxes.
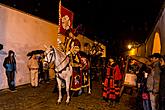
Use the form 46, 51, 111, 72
79, 51, 91, 94
64, 29, 82, 96
102, 57, 122, 106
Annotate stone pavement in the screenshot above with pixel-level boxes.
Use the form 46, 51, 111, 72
0, 79, 136, 110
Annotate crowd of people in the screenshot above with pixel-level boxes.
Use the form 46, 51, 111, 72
2, 48, 165, 110
3, 50, 50, 92
99, 52, 165, 110
27, 53, 50, 88
2, 28, 165, 110
111, 53, 164, 110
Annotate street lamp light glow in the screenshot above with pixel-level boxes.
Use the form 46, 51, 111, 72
128, 44, 132, 49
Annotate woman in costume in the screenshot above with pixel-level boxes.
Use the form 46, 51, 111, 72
102, 57, 122, 106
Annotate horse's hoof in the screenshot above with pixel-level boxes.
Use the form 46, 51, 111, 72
88, 93, 91, 95
65, 102, 70, 105
88, 91, 91, 95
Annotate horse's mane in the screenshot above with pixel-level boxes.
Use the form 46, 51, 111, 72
54, 48, 66, 60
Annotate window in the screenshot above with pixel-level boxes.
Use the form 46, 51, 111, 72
152, 32, 161, 54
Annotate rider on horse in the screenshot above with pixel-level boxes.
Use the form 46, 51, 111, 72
64, 29, 83, 96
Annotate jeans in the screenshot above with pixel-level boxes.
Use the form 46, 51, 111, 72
143, 99, 151, 110
6, 71, 15, 90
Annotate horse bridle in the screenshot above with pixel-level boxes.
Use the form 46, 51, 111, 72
45, 48, 69, 71
44, 48, 56, 69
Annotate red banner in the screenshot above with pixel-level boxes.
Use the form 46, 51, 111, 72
59, 5, 74, 35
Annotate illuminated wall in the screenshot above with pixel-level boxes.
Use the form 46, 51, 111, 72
0, 5, 57, 89
128, 48, 137, 56
152, 32, 161, 54
137, 43, 146, 57
145, 8, 165, 56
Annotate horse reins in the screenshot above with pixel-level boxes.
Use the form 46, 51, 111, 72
45, 48, 69, 72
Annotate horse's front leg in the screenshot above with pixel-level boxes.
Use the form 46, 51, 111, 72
65, 78, 70, 104
56, 77, 62, 104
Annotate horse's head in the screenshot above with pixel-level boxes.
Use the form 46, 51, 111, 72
44, 45, 70, 72
44, 46, 56, 64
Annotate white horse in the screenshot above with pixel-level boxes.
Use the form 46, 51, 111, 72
44, 46, 72, 104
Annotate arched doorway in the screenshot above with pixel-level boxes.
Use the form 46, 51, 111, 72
152, 32, 161, 54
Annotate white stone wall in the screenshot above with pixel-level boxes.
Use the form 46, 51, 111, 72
0, 5, 58, 89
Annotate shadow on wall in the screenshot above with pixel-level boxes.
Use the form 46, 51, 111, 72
0, 44, 3, 50
0, 5, 8, 89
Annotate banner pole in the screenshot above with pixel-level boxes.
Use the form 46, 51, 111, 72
57, 0, 62, 49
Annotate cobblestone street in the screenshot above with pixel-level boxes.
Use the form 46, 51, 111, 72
0, 79, 136, 110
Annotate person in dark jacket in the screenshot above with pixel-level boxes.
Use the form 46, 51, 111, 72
38, 56, 44, 83
3, 50, 16, 91
159, 55, 165, 110
147, 53, 161, 110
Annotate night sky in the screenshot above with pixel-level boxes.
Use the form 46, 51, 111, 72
0, 0, 164, 55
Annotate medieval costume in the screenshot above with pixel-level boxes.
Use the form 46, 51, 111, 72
70, 53, 82, 92
81, 57, 90, 88
64, 29, 82, 94
103, 58, 122, 106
